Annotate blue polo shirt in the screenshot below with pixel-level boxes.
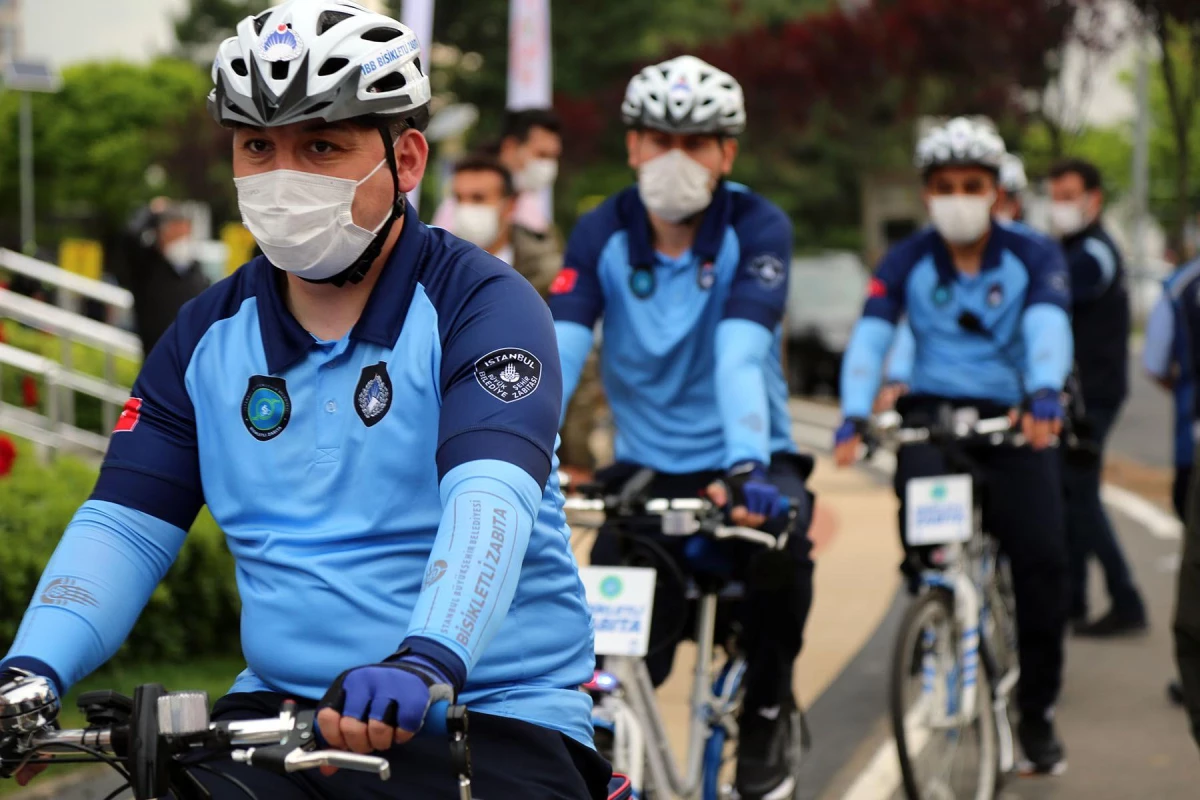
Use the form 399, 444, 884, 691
2, 205, 595, 745
841, 222, 1074, 418
1145, 261, 1200, 467
549, 182, 797, 473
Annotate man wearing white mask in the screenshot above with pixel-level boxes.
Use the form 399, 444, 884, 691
450, 152, 603, 478
0, 2, 613, 797
833, 117, 1075, 775
433, 108, 562, 234
1047, 158, 1145, 638
548, 55, 816, 800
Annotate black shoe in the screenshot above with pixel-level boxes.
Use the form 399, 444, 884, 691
736, 704, 798, 800
1018, 714, 1066, 775
1074, 607, 1148, 638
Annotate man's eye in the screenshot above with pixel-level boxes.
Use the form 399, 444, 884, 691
309, 141, 339, 154
244, 139, 270, 154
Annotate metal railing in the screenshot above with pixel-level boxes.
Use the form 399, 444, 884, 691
0, 250, 141, 460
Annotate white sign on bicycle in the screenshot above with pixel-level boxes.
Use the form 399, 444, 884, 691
905, 474, 973, 546
578, 566, 657, 657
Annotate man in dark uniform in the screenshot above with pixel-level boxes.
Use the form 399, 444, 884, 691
1048, 158, 1146, 636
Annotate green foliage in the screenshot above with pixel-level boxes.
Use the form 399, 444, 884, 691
0, 59, 219, 244
174, 0, 271, 57
0, 439, 240, 666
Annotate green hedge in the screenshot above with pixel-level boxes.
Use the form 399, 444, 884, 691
0, 439, 241, 665
1, 321, 141, 435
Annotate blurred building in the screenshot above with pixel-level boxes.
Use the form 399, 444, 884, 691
0, 0, 22, 61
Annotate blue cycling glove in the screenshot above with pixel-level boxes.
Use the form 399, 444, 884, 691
1028, 389, 1063, 422
834, 418, 866, 448
319, 644, 461, 738
725, 461, 785, 519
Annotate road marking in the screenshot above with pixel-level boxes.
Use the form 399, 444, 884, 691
841, 709, 927, 800
1100, 484, 1182, 541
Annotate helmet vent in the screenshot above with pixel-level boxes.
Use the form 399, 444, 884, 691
368, 72, 407, 93
253, 11, 271, 35
318, 57, 349, 76
231, 58, 249, 77
361, 27, 402, 43
271, 60, 290, 81
303, 101, 333, 117
317, 11, 353, 34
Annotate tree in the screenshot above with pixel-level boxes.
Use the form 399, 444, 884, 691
1132, 0, 1200, 252
0, 59, 230, 246
174, 0, 271, 64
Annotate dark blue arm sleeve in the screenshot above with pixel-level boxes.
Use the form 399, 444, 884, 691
722, 201, 792, 330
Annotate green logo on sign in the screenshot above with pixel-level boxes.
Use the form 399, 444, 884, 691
931, 483, 948, 501
599, 576, 623, 599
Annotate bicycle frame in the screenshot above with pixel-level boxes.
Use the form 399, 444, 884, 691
595, 592, 744, 800
914, 504, 1018, 775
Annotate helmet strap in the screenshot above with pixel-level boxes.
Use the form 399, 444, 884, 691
305, 124, 404, 288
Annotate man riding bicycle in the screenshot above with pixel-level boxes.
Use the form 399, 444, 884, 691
547, 55, 815, 800
832, 117, 1074, 775
0, 1, 608, 797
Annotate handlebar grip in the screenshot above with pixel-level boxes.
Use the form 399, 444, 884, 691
420, 700, 451, 738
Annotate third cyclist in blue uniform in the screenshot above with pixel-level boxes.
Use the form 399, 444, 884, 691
833, 117, 1074, 775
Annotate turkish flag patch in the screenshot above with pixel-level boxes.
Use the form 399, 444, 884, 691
867, 277, 888, 299
549, 268, 578, 295
114, 397, 143, 433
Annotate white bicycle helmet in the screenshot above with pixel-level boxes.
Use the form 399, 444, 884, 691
999, 153, 1028, 194
208, 0, 431, 131
914, 117, 1006, 176
621, 55, 746, 136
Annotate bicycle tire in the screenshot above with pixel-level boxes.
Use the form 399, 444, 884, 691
891, 588, 998, 800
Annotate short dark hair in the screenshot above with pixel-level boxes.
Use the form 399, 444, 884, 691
453, 152, 515, 197
501, 108, 562, 143
1048, 158, 1102, 192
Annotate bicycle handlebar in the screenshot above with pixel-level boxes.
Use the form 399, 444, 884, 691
562, 495, 788, 550
869, 410, 1025, 447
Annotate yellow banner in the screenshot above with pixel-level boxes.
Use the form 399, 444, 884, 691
58, 238, 104, 281
221, 223, 258, 276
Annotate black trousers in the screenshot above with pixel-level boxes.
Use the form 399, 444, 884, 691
175, 692, 611, 799
895, 441, 1068, 717
589, 453, 815, 713
1175, 465, 1193, 523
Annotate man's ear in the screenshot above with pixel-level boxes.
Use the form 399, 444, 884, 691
626, 130, 642, 170
395, 129, 430, 194
721, 137, 739, 175
499, 195, 517, 225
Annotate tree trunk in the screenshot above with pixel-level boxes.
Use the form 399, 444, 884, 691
1177, 125, 1192, 257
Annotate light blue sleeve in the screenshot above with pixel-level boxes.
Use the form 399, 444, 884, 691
715, 318, 773, 467
555, 320, 594, 426
885, 319, 916, 383
406, 459, 541, 673
840, 317, 896, 419
1021, 304, 1075, 392
0, 501, 187, 694
1143, 294, 1176, 379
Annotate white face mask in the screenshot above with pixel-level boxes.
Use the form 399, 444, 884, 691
1049, 200, 1088, 238
928, 193, 995, 245
514, 158, 558, 192
637, 149, 715, 224
162, 238, 195, 273
453, 203, 503, 250
234, 158, 392, 281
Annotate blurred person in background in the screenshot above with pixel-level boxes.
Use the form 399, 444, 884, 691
434, 108, 562, 234
1047, 158, 1146, 637
450, 153, 603, 478
995, 152, 1028, 224
107, 198, 211, 354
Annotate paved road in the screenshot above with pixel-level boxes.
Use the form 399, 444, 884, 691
1108, 353, 1176, 470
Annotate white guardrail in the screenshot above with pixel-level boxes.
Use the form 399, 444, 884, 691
0, 248, 141, 461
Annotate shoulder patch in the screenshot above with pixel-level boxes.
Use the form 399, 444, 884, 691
749, 254, 786, 289
550, 268, 579, 295
473, 347, 543, 403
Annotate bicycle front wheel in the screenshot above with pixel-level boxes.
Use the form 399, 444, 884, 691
891, 588, 998, 800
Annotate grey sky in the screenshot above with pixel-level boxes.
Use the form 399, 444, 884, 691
23, 0, 188, 68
